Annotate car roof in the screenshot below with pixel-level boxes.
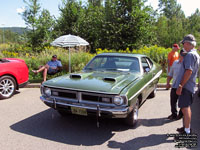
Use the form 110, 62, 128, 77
97, 53, 146, 58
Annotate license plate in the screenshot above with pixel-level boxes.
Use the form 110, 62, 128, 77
71, 107, 87, 116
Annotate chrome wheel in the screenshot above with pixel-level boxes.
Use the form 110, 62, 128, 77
125, 100, 139, 126
0, 76, 16, 99
133, 103, 139, 121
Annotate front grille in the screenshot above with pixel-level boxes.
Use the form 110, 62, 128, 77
82, 94, 99, 101
58, 92, 76, 99
49, 87, 113, 104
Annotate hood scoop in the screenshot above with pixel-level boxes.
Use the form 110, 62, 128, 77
70, 74, 82, 79
103, 77, 116, 82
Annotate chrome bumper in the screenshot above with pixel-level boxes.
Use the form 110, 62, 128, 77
40, 96, 131, 118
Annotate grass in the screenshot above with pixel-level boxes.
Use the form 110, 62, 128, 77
159, 77, 167, 83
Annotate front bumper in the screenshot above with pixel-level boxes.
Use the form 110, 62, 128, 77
40, 96, 131, 118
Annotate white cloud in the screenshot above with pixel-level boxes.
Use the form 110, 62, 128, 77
16, 7, 25, 14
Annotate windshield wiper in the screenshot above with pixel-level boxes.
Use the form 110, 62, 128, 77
105, 68, 130, 72
105, 68, 118, 71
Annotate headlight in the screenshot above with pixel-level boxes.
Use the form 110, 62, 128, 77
44, 88, 51, 97
113, 96, 124, 105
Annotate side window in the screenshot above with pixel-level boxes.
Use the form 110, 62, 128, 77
146, 57, 153, 69
141, 57, 150, 72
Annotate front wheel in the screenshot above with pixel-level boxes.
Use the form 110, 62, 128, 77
125, 100, 139, 126
0, 76, 16, 99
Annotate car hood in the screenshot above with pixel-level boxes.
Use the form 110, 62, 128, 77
43, 71, 140, 94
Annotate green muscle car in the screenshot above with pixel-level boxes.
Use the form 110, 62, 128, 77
40, 53, 162, 126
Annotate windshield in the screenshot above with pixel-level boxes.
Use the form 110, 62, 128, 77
84, 56, 140, 73
0, 59, 9, 63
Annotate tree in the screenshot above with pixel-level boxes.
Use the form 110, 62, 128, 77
54, 0, 83, 36
156, 0, 186, 47
88, 0, 103, 6
0, 29, 20, 44
22, 0, 55, 51
187, 9, 200, 46
158, 0, 183, 19
37, 9, 55, 45
101, 0, 156, 49
22, 0, 41, 51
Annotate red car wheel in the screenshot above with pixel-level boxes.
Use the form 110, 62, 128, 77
0, 76, 16, 99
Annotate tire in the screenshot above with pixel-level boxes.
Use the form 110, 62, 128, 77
125, 100, 139, 126
0, 76, 16, 99
148, 85, 157, 98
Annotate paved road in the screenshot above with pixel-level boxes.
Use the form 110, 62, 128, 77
0, 88, 199, 150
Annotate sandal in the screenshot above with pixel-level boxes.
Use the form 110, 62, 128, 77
32, 70, 38, 74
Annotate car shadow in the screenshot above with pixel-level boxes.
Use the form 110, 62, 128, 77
10, 107, 174, 146
135, 117, 172, 128
10, 108, 129, 146
107, 134, 173, 150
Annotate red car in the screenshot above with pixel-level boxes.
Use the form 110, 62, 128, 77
0, 58, 29, 99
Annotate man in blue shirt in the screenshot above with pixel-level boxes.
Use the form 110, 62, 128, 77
174, 34, 200, 134
166, 51, 185, 120
32, 55, 62, 82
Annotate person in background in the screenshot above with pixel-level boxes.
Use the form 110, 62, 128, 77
32, 55, 62, 82
166, 50, 185, 120
167, 44, 180, 73
175, 34, 200, 134
166, 44, 180, 90
198, 47, 200, 97
198, 67, 200, 97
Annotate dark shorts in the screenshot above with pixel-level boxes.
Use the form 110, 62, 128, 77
178, 88, 194, 108
47, 67, 58, 75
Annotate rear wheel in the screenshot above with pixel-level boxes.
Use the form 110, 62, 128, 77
0, 76, 16, 99
125, 100, 139, 126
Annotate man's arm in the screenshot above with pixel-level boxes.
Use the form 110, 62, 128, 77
56, 61, 63, 71
176, 69, 192, 95
166, 62, 175, 89
167, 60, 170, 73
166, 76, 173, 89
167, 53, 171, 73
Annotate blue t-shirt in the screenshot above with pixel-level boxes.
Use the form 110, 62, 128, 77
174, 49, 200, 93
47, 60, 62, 68
169, 60, 182, 87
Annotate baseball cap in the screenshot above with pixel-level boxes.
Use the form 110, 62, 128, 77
52, 55, 57, 58
181, 34, 196, 44
173, 44, 180, 49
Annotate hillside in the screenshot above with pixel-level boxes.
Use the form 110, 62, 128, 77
0, 27, 29, 35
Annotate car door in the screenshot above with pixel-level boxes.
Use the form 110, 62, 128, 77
141, 57, 154, 99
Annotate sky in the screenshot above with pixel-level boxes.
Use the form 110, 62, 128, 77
0, 0, 200, 28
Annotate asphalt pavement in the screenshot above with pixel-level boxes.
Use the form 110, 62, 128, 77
0, 88, 199, 150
